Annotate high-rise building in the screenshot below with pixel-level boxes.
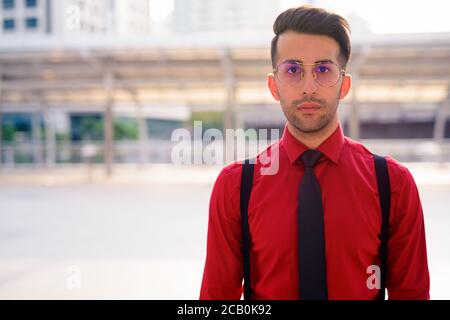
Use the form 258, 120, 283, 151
0, 0, 151, 37
114, 0, 151, 36
172, 0, 281, 35
0, 0, 49, 35
53, 0, 110, 36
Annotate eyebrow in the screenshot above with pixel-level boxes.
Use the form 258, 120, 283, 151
283, 59, 334, 64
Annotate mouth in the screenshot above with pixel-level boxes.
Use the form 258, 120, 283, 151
297, 102, 322, 113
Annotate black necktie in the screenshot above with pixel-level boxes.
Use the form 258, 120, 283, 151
298, 149, 328, 300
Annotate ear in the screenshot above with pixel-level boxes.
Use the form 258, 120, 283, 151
267, 73, 280, 101
339, 74, 352, 100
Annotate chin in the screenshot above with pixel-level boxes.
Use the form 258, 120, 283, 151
292, 117, 332, 134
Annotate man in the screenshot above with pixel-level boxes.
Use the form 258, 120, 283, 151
200, 5, 430, 300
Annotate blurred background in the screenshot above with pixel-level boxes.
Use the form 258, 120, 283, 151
0, 0, 449, 299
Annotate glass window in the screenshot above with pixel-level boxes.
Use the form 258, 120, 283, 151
25, 0, 37, 7
25, 17, 38, 29
3, 18, 15, 30
3, 0, 15, 9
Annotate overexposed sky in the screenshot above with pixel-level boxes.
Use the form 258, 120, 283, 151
150, 0, 450, 34
281, 0, 450, 34
149, 0, 174, 22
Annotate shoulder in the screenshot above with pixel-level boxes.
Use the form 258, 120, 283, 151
385, 156, 418, 193
209, 161, 243, 220
343, 136, 374, 161
212, 139, 283, 197
214, 161, 243, 187
343, 136, 417, 192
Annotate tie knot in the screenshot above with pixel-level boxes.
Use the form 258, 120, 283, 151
300, 149, 322, 168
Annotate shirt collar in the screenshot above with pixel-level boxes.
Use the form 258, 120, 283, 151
281, 122, 345, 165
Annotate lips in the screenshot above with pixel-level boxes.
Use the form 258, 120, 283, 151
297, 102, 321, 113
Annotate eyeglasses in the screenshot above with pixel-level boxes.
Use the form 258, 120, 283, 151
272, 60, 346, 87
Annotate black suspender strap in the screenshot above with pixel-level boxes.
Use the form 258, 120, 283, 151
373, 154, 391, 300
239, 155, 391, 301
240, 158, 254, 301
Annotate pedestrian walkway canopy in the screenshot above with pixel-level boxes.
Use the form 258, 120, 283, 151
1, 32, 450, 173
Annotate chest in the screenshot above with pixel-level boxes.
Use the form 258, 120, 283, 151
247, 162, 382, 256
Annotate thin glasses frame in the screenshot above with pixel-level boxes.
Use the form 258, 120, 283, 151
272, 60, 346, 87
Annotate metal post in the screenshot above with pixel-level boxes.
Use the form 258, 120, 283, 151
0, 106, 2, 167
221, 49, 238, 163
0, 63, 3, 167
347, 45, 371, 140
349, 73, 360, 140
221, 49, 237, 131
44, 105, 56, 167
130, 90, 148, 166
433, 88, 450, 164
103, 60, 115, 177
32, 110, 43, 166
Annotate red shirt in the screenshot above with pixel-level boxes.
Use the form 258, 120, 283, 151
200, 123, 430, 300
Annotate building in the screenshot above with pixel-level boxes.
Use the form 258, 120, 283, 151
1, 0, 48, 35
0, 0, 151, 37
1, 2, 449, 170
172, 0, 280, 35
114, 0, 151, 36
1, 31, 450, 170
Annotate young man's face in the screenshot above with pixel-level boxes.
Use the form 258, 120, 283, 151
268, 31, 352, 134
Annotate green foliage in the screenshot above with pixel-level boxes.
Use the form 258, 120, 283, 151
79, 117, 104, 141
114, 118, 138, 140
190, 111, 224, 132
1, 123, 16, 142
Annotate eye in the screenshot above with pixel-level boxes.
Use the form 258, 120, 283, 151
286, 65, 301, 74
316, 65, 330, 73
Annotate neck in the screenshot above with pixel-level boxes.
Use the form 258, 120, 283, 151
287, 119, 339, 149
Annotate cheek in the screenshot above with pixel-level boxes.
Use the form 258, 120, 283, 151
276, 86, 296, 101
277, 90, 294, 108
323, 88, 342, 105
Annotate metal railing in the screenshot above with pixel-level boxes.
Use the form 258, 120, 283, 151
1, 139, 449, 170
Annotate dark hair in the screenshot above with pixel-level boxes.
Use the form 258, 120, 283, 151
271, 5, 351, 69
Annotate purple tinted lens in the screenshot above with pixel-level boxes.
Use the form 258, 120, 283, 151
278, 63, 303, 83
315, 64, 331, 73
315, 63, 339, 85
277, 62, 340, 86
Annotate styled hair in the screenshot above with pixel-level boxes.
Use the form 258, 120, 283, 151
271, 5, 351, 69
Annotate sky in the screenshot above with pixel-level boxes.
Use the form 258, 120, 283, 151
283, 0, 450, 34
150, 0, 450, 34
149, 0, 174, 23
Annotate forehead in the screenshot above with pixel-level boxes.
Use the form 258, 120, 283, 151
276, 31, 341, 65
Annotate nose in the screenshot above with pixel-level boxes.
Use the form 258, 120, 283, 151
300, 68, 318, 96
